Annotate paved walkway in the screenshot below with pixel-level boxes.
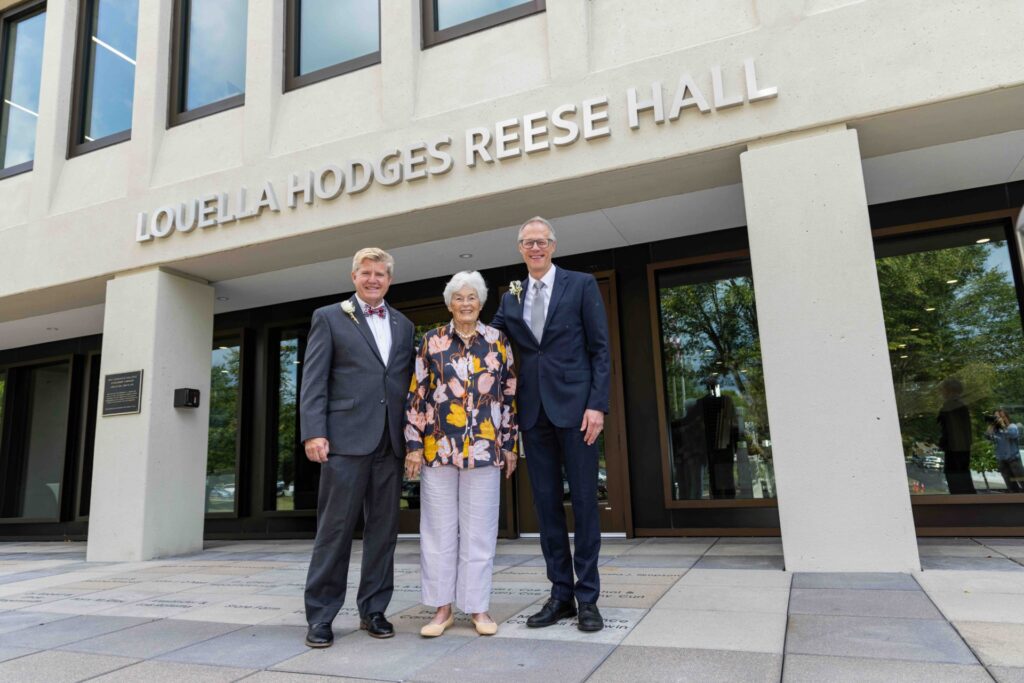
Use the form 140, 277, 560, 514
0, 537, 1022, 682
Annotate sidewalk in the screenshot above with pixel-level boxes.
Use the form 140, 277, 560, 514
0, 537, 1021, 682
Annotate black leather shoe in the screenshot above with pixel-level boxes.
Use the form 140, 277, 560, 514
305, 622, 333, 648
526, 598, 577, 628
360, 612, 395, 639
577, 602, 604, 632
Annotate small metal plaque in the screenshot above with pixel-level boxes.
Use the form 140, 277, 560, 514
102, 370, 143, 416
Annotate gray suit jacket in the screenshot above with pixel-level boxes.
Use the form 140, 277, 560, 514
299, 296, 415, 456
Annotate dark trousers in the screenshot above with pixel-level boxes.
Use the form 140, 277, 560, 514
999, 458, 1024, 492
523, 409, 602, 605
304, 432, 402, 625
944, 450, 976, 495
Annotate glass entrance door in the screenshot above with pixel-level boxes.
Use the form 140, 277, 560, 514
516, 275, 630, 535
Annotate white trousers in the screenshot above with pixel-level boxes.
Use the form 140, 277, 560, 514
419, 464, 501, 613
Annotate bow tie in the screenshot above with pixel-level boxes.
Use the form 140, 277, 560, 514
364, 304, 386, 319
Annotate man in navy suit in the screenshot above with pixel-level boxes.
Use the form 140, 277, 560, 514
492, 217, 610, 632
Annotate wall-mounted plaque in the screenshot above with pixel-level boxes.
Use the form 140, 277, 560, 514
102, 370, 143, 416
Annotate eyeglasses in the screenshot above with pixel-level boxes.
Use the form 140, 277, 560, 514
519, 239, 552, 249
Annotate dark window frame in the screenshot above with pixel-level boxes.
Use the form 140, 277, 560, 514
283, 0, 381, 92
0, 0, 46, 181
168, 0, 246, 128
205, 330, 249, 519
68, 0, 136, 159
648, 249, 780, 510
421, 0, 545, 48
872, 210, 1024, 507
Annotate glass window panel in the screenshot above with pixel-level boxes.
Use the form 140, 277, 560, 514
1, 9, 45, 169
656, 263, 776, 501
184, 0, 247, 111
20, 363, 70, 518
206, 341, 240, 514
876, 224, 1024, 496
0, 369, 6, 443
81, 0, 138, 142
275, 332, 302, 511
435, 0, 529, 30
299, 0, 378, 76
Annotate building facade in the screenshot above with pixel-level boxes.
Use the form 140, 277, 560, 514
1, 0, 1023, 570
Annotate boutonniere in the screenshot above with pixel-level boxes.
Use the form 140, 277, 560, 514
340, 300, 359, 324
509, 280, 523, 303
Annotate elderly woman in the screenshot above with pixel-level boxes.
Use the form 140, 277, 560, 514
405, 271, 518, 637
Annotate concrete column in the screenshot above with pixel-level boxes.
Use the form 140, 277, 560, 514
545, 0, 590, 83
125, 0, 174, 193
27, 0, 76, 218
87, 269, 214, 562
243, 0, 283, 163
741, 125, 920, 572
380, 0, 419, 126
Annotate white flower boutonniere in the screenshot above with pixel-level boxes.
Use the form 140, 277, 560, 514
340, 300, 359, 324
509, 280, 523, 303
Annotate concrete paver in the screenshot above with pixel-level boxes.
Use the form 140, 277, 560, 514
0, 537, 1019, 680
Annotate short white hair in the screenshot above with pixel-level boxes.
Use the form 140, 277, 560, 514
517, 216, 556, 243
443, 271, 488, 308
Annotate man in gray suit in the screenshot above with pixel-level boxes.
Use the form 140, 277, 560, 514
301, 247, 415, 648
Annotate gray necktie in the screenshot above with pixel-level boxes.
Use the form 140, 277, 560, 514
531, 281, 546, 342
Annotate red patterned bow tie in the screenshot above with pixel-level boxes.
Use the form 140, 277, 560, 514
364, 304, 386, 319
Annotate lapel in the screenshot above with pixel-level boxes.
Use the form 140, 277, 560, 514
510, 278, 540, 347
541, 267, 570, 337
347, 295, 385, 367
385, 304, 402, 366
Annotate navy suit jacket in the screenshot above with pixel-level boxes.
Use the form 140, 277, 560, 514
492, 267, 610, 431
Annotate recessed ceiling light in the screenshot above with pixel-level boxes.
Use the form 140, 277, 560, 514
459, 253, 473, 259
216, 296, 229, 301
976, 238, 991, 244
218, 346, 229, 350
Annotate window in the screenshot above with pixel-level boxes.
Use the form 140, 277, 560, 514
422, 0, 544, 48
69, 0, 139, 156
0, 361, 71, 520
0, 1, 45, 179
654, 259, 776, 503
284, 0, 380, 91
875, 221, 1024, 497
169, 0, 247, 126
270, 328, 317, 511
207, 338, 241, 514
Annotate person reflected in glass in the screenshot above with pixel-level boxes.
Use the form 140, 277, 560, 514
986, 409, 1024, 493
937, 378, 976, 494
404, 271, 519, 637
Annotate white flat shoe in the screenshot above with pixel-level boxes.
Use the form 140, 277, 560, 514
420, 613, 454, 637
472, 617, 498, 636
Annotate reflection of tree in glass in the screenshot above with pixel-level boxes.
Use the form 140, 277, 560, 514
207, 345, 239, 512
878, 242, 1024, 487
659, 277, 770, 457
277, 339, 299, 497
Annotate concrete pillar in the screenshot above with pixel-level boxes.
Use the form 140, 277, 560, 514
87, 268, 214, 562
741, 125, 920, 572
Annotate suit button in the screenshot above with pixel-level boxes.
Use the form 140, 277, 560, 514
380, 399, 385, 404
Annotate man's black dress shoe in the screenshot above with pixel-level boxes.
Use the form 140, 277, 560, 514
305, 622, 333, 648
526, 598, 577, 628
576, 602, 604, 632
360, 612, 395, 638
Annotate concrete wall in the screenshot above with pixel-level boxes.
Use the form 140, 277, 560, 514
1, 0, 1023, 307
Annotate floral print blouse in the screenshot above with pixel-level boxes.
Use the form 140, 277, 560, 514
405, 321, 518, 468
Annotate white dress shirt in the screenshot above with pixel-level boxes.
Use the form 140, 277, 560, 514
522, 264, 557, 328
355, 295, 392, 364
